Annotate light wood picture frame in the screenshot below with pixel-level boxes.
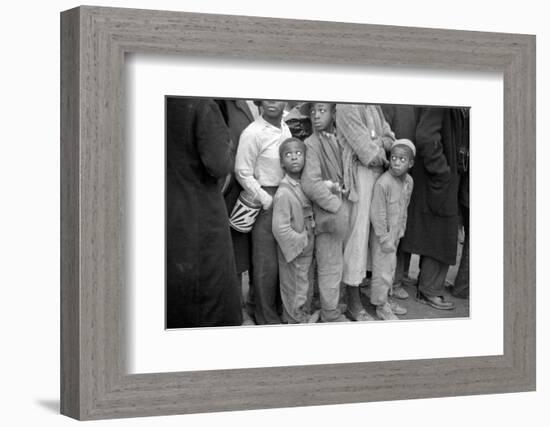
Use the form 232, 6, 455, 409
60, 5, 536, 420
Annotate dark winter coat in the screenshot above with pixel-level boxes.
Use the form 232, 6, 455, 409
381, 105, 417, 141
400, 107, 467, 266
216, 99, 257, 274
166, 97, 242, 328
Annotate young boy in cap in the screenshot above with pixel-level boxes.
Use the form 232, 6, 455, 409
369, 138, 415, 320
272, 137, 316, 323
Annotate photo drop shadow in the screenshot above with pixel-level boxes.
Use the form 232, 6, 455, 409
35, 399, 59, 414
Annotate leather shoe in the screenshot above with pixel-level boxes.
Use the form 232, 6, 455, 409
345, 308, 374, 322
416, 291, 455, 310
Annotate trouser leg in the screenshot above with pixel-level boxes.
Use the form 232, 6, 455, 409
279, 242, 313, 324
453, 205, 470, 297
316, 232, 344, 322
394, 243, 411, 284
370, 237, 396, 306
251, 207, 281, 325
417, 255, 449, 298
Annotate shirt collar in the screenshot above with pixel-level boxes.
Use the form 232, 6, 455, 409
258, 115, 284, 130
283, 174, 300, 187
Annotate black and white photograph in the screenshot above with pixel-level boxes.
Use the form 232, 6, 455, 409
165, 97, 470, 329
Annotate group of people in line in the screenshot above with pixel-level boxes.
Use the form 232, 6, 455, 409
166, 97, 469, 329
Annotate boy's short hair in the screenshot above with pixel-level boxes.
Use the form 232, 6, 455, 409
253, 99, 289, 106
279, 137, 306, 160
298, 101, 335, 117
391, 138, 416, 159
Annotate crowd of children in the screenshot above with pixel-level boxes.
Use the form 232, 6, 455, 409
234, 100, 429, 325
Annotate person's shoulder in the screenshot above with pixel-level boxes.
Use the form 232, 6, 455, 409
377, 170, 393, 184
240, 118, 262, 138
194, 98, 218, 113
304, 133, 320, 150
336, 103, 356, 113
274, 182, 292, 203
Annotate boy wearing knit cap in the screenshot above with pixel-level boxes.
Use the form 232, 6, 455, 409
369, 139, 415, 320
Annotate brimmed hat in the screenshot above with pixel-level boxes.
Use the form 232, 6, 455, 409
391, 138, 416, 157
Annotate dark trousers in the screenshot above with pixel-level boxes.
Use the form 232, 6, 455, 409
453, 205, 470, 296
417, 255, 450, 297
250, 188, 281, 324
394, 243, 412, 285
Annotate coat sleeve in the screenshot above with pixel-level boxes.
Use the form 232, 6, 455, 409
272, 189, 308, 263
370, 180, 390, 243
399, 175, 414, 239
377, 105, 396, 151
301, 140, 342, 213
415, 108, 452, 214
415, 108, 451, 185
196, 100, 235, 179
336, 104, 384, 167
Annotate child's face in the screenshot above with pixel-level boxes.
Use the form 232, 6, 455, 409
280, 140, 305, 176
310, 103, 334, 132
389, 145, 414, 178
261, 100, 286, 121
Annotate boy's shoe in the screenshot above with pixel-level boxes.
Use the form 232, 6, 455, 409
241, 310, 256, 326
345, 308, 374, 322
416, 291, 455, 310
337, 302, 348, 314
376, 303, 399, 321
307, 309, 321, 324
389, 299, 407, 315
391, 286, 409, 300
321, 313, 351, 323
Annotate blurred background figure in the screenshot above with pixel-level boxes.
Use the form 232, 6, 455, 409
451, 108, 470, 299
401, 107, 468, 310
166, 97, 242, 328
217, 99, 260, 324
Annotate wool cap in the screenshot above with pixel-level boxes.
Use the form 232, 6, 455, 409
391, 138, 416, 157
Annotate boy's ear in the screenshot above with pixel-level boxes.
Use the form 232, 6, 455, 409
408, 159, 415, 169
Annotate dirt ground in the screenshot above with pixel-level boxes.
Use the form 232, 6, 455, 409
241, 237, 469, 323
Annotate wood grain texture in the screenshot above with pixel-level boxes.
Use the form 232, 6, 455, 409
60, 7, 80, 419
60, 6, 536, 420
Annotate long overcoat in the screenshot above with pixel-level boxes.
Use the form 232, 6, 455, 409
166, 97, 242, 328
400, 107, 467, 266
216, 99, 256, 274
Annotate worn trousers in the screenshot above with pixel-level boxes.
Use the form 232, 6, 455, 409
315, 231, 346, 322
343, 165, 381, 286
278, 221, 315, 324
417, 255, 450, 297
251, 187, 281, 325
369, 235, 397, 306
394, 242, 412, 285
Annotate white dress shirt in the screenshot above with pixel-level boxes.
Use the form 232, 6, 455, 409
235, 116, 292, 208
